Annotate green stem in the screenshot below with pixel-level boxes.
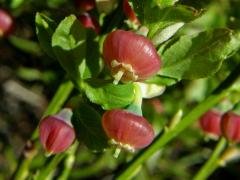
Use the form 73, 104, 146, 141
12, 80, 74, 180
8, 35, 42, 56
33, 80, 74, 140
116, 64, 240, 180
58, 143, 78, 180
34, 154, 65, 180
70, 154, 106, 179
126, 83, 143, 116
35, 142, 78, 180
193, 138, 227, 180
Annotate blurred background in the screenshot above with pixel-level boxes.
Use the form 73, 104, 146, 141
1, 0, 240, 179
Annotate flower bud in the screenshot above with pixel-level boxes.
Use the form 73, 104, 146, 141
102, 109, 154, 152
39, 108, 76, 154
123, 0, 140, 25
0, 9, 14, 37
75, 0, 96, 12
78, 13, 100, 34
199, 109, 222, 138
221, 111, 240, 142
103, 30, 161, 84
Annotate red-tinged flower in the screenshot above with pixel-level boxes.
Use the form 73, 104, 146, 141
0, 9, 14, 37
102, 109, 154, 152
103, 30, 161, 84
75, 0, 96, 11
78, 13, 100, 34
39, 108, 76, 154
123, 0, 140, 25
199, 109, 222, 138
221, 111, 240, 142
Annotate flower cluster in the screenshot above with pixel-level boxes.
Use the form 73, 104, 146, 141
199, 109, 240, 142
39, 2, 161, 155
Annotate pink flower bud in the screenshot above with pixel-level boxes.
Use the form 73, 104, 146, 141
199, 110, 222, 138
0, 9, 14, 37
78, 13, 100, 34
123, 0, 140, 25
103, 30, 161, 84
102, 109, 154, 152
221, 111, 240, 142
75, 0, 96, 12
39, 108, 76, 154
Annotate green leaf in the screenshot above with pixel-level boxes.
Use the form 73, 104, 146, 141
82, 79, 135, 110
85, 31, 104, 78
8, 35, 42, 56
129, 1, 201, 39
159, 29, 240, 79
180, 2, 227, 34
35, 13, 57, 59
152, 22, 184, 46
153, 0, 179, 9
137, 82, 165, 99
144, 75, 178, 86
47, 0, 67, 8
52, 15, 102, 82
72, 102, 108, 152
126, 83, 143, 116
10, 0, 25, 9
145, 5, 202, 38
52, 15, 87, 83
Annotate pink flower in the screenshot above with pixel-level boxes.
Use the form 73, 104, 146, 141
0, 9, 14, 37
39, 108, 76, 154
199, 109, 222, 138
103, 30, 161, 83
102, 109, 154, 152
78, 13, 100, 34
221, 111, 240, 142
123, 0, 140, 25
